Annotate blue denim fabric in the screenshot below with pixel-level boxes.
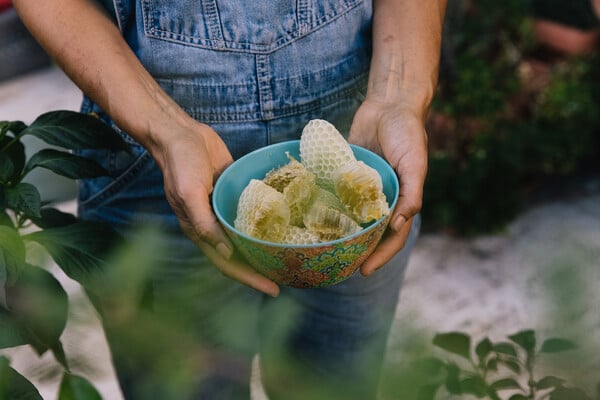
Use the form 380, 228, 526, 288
78, 1, 419, 399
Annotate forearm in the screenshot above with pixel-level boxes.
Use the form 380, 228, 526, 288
368, 0, 447, 119
13, 0, 194, 167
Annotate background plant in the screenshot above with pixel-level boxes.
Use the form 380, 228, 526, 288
0, 110, 127, 399
425, 330, 597, 400
423, 0, 600, 235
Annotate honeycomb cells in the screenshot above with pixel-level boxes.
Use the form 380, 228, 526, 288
299, 119, 356, 189
234, 179, 290, 242
234, 119, 390, 244
334, 160, 389, 223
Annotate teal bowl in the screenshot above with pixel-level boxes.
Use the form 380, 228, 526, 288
212, 140, 399, 288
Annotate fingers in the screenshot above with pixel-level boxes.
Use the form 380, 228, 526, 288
196, 241, 280, 297
360, 216, 413, 276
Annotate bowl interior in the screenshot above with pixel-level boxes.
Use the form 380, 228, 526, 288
213, 140, 399, 247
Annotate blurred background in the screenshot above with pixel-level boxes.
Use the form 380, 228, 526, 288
1, 0, 599, 399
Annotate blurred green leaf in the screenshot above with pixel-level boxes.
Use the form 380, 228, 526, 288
490, 378, 522, 391
445, 363, 462, 394
23, 149, 109, 179
550, 386, 592, 400
58, 373, 102, 400
461, 375, 488, 397
23, 111, 129, 152
509, 330, 536, 355
509, 395, 529, 400
0, 136, 25, 185
433, 332, 472, 360
493, 342, 518, 357
6, 264, 69, 360
0, 226, 26, 287
0, 355, 43, 400
29, 208, 78, 229
5, 183, 41, 218
540, 338, 577, 353
24, 222, 121, 285
536, 376, 566, 390
476, 337, 493, 364
417, 383, 441, 400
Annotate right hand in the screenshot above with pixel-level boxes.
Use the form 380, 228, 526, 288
153, 121, 280, 297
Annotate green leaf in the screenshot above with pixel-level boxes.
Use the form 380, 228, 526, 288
5, 183, 41, 218
509, 330, 536, 354
491, 378, 522, 391
415, 357, 446, 375
23, 149, 109, 179
0, 135, 26, 185
24, 222, 121, 285
58, 373, 102, 400
23, 110, 130, 152
0, 121, 27, 136
536, 376, 566, 390
6, 264, 69, 358
461, 376, 488, 397
476, 337, 493, 364
418, 383, 441, 400
550, 386, 592, 400
0, 151, 14, 183
0, 308, 29, 348
29, 208, 78, 229
0, 226, 26, 288
508, 395, 529, 400
500, 359, 521, 374
445, 363, 462, 394
493, 342, 518, 357
0, 356, 43, 400
540, 338, 577, 353
433, 332, 472, 360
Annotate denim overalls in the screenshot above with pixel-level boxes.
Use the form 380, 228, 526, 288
78, 1, 419, 399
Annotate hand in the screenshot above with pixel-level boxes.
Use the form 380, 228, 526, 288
154, 121, 280, 297
348, 100, 428, 276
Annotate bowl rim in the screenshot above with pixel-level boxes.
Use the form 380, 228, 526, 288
212, 140, 400, 249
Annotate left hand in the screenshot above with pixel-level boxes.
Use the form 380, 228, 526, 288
348, 99, 428, 276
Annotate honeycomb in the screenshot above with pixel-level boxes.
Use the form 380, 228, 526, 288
334, 160, 389, 223
234, 179, 290, 242
304, 203, 362, 242
234, 119, 389, 244
282, 226, 320, 245
299, 119, 356, 190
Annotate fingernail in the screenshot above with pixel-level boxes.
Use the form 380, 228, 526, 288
216, 242, 233, 259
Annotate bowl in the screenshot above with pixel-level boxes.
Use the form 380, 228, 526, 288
212, 140, 399, 288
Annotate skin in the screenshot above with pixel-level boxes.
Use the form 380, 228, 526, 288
13, 0, 446, 296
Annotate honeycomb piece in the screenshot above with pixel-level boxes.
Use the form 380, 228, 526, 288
282, 226, 320, 245
264, 154, 319, 226
263, 154, 307, 192
333, 160, 389, 224
299, 119, 356, 189
234, 179, 290, 242
309, 188, 345, 212
304, 204, 362, 242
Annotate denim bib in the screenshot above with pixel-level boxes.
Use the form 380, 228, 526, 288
86, 0, 371, 150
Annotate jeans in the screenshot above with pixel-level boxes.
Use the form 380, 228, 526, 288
77, 1, 419, 398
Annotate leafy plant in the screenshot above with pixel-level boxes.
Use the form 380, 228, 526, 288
424, 0, 600, 235
1, 110, 127, 399
416, 329, 597, 400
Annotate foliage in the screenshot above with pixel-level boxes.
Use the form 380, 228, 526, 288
414, 330, 597, 400
0, 110, 127, 399
423, 0, 600, 235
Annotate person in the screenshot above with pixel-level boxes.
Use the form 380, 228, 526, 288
14, 0, 446, 399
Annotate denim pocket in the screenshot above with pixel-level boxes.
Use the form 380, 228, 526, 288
76, 128, 153, 209
141, 0, 363, 53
